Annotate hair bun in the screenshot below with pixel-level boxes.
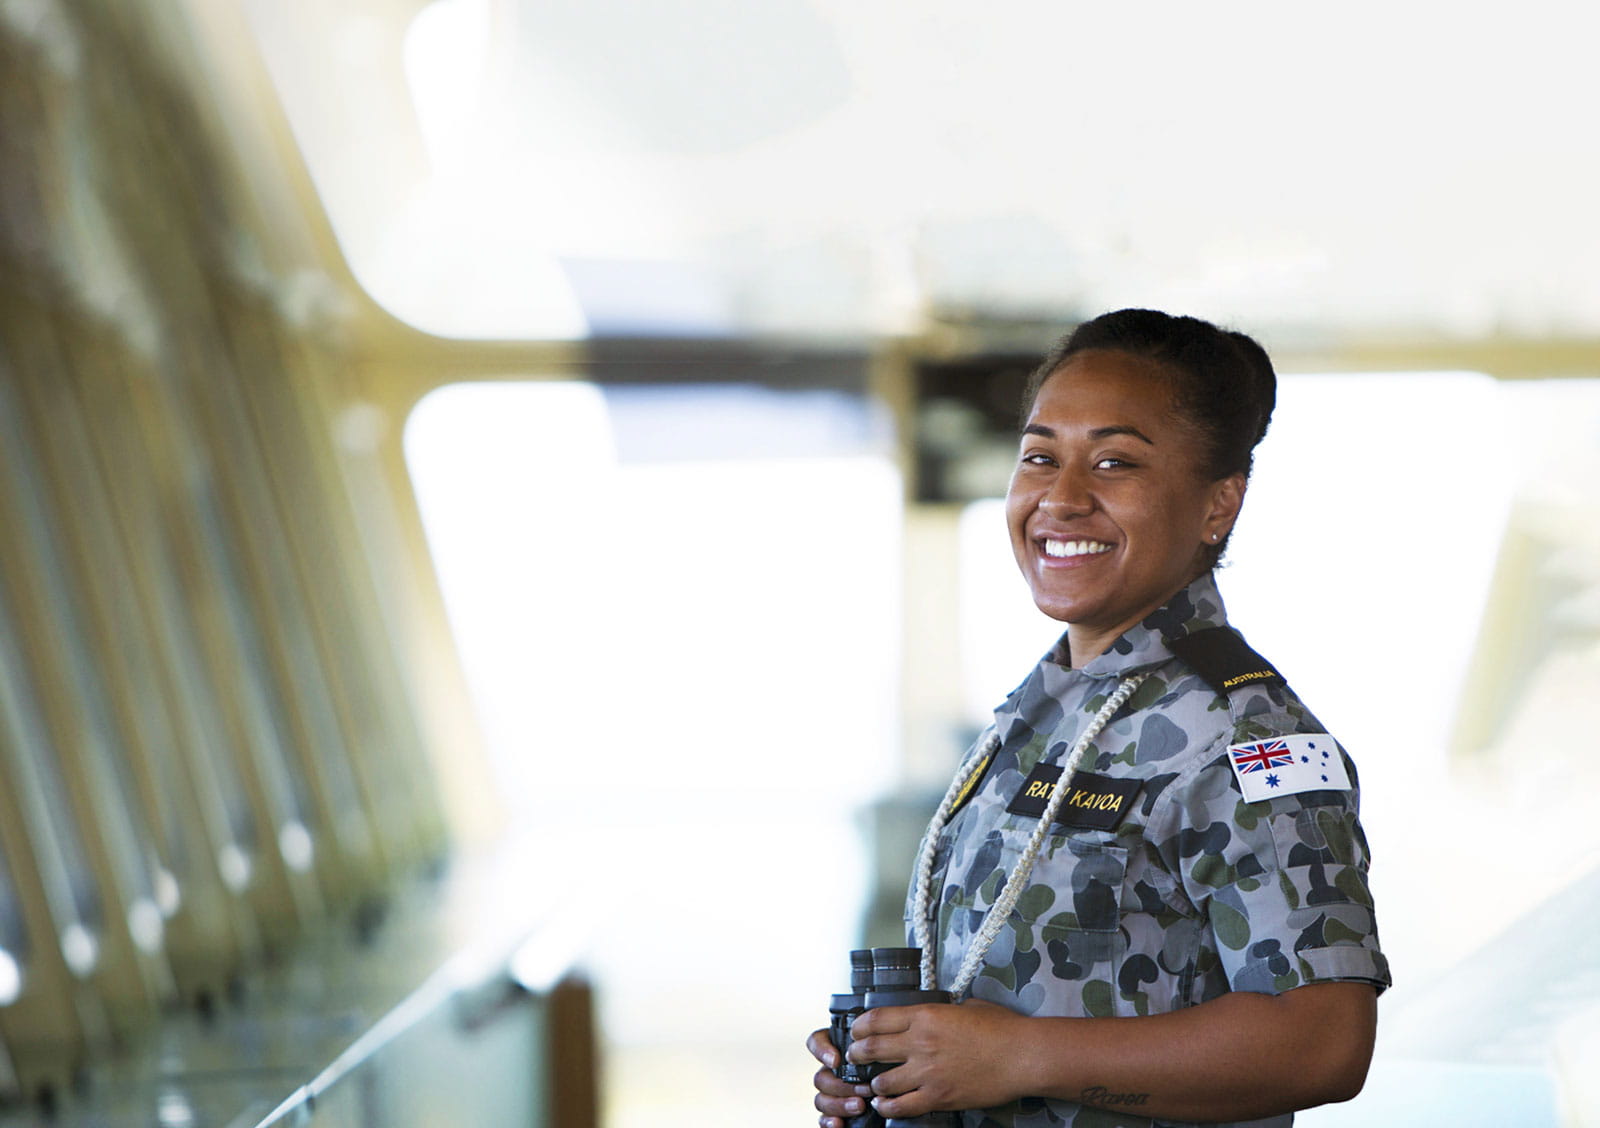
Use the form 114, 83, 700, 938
1222, 329, 1276, 446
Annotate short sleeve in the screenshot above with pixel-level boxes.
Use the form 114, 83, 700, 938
1168, 741, 1391, 996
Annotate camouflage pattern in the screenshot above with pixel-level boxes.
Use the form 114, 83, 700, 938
908, 572, 1390, 1128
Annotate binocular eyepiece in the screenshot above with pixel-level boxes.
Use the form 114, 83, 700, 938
827, 947, 959, 1128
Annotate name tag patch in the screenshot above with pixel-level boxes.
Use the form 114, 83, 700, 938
1007, 766, 1141, 830
1227, 733, 1351, 803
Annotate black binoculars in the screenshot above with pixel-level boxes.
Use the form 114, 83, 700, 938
827, 947, 960, 1128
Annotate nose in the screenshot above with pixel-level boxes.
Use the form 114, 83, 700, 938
1040, 463, 1094, 516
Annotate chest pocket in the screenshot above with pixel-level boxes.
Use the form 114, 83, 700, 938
919, 804, 1134, 1011
988, 825, 1129, 1009
1019, 830, 1126, 927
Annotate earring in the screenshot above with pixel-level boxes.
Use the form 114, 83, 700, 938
1210, 532, 1219, 543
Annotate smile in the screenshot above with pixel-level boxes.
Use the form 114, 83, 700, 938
1042, 538, 1113, 558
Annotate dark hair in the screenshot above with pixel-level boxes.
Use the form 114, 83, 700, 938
1022, 308, 1277, 564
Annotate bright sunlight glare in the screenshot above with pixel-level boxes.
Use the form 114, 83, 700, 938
404, 379, 902, 1127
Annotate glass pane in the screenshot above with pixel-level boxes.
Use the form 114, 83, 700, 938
0, 564, 103, 955
189, 479, 315, 845
406, 379, 901, 1124
0, 376, 159, 932
0, 836, 26, 1005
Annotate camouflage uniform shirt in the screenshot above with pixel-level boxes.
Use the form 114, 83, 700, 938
909, 573, 1390, 1128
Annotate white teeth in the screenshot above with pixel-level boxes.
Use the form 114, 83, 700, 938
1043, 539, 1112, 558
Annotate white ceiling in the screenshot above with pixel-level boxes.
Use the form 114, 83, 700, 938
242, 0, 1600, 346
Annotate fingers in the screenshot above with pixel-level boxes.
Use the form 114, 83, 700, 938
812, 1084, 873, 1124
845, 1006, 915, 1070
805, 1028, 840, 1070
809, 1028, 873, 1125
812, 1068, 874, 1125
813, 1066, 864, 1099
869, 1064, 943, 1120
848, 1006, 910, 1040
867, 1091, 922, 1121
846, 1028, 908, 1070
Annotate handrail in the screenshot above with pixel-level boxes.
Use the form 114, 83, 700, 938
251, 918, 590, 1128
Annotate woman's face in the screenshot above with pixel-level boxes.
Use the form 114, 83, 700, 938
1006, 348, 1244, 659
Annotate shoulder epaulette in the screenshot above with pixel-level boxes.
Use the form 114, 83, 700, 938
1167, 627, 1286, 697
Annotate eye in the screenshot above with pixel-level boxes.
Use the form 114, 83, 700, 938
1093, 456, 1134, 470
1020, 450, 1057, 467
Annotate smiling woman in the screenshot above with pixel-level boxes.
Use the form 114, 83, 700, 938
1006, 349, 1245, 659
808, 310, 1389, 1128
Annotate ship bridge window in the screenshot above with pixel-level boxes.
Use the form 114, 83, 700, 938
406, 376, 900, 1123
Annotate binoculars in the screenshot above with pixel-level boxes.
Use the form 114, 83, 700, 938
827, 947, 960, 1128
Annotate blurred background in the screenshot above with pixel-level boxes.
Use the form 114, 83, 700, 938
1, 0, 1598, 1124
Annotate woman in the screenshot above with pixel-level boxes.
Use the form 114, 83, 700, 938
809, 310, 1389, 1127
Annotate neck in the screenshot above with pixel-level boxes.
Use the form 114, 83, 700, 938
1065, 569, 1212, 667
1064, 624, 1122, 668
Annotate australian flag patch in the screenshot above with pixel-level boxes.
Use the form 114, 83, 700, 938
1227, 734, 1350, 803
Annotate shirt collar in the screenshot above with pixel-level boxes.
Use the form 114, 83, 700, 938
1044, 570, 1231, 679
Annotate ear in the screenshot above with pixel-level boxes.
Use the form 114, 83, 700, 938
1203, 473, 1247, 543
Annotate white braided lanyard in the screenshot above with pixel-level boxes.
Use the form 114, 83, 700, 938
911, 673, 1149, 999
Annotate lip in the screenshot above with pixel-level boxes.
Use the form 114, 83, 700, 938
1032, 531, 1117, 566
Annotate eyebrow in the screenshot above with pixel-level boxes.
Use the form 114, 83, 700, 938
1022, 423, 1156, 445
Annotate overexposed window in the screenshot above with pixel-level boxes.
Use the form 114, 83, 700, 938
406, 379, 900, 1126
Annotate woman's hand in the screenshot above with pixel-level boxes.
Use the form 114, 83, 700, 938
846, 982, 1377, 1123
845, 998, 1026, 1118
818, 981, 1377, 1123
805, 1028, 876, 1128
